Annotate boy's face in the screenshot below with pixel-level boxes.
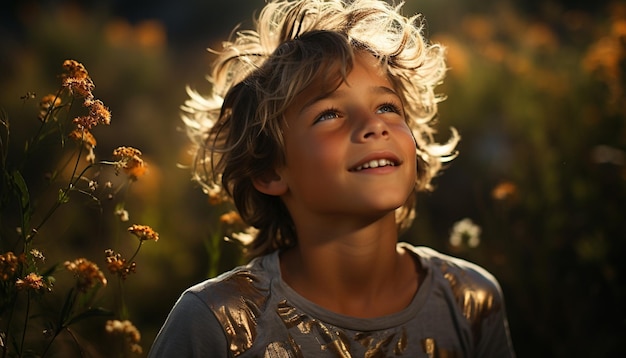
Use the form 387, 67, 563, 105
275, 52, 417, 224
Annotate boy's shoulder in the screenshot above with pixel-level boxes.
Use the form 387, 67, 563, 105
402, 243, 505, 327
185, 253, 275, 313
404, 243, 501, 291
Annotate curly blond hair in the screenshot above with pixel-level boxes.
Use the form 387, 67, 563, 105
183, 0, 459, 257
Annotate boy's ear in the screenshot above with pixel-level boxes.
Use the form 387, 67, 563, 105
252, 170, 288, 196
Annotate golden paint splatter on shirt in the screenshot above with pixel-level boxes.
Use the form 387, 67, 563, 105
422, 338, 460, 358
207, 271, 269, 356
277, 300, 352, 356
440, 261, 500, 345
264, 338, 304, 358
277, 300, 412, 357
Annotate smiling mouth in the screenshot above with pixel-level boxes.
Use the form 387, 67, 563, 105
350, 159, 398, 172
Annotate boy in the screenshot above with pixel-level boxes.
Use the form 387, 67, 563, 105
150, 0, 515, 356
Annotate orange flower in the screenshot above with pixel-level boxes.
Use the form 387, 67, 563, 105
69, 129, 97, 149
15, 272, 46, 292
128, 224, 159, 242
61, 60, 95, 100
64, 258, 107, 292
38, 94, 62, 122
492, 181, 518, 201
85, 99, 111, 126
113, 146, 147, 179
69, 129, 97, 163
0, 252, 24, 281
104, 249, 136, 279
220, 210, 243, 225
105, 319, 143, 354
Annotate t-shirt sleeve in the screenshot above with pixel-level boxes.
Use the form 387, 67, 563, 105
475, 279, 516, 358
148, 291, 229, 358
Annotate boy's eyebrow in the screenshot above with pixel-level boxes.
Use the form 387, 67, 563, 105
299, 85, 401, 115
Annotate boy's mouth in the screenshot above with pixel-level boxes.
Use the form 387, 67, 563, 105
349, 158, 399, 172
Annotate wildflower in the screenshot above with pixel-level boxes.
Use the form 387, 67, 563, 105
128, 224, 159, 242
38, 94, 62, 122
115, 208, 130, 222
523, 23, 557, 51
72, 99, 111, 130
72, 115, 99, 130
613, 19, 626, 40
461, 15, 495, 43
229, 226, 259, 246
105, 319, 143, 354
0, 251, 23, 281
30, 249, 46, 262
21, 91, 36, 101
582, 36, 622, 78
220, 210, 243, 225
68, 129, 97, 163
104, 249, 136, 279
205, 183, 225, 205
15, 272, 46, 292
491, 181, 518, 201
113, 146, 147, 180
64, 258, 107, 292
88, 180, 98, 192
84, 99, 112, 126
61, 60, 95, 100
449, 218, 482, 248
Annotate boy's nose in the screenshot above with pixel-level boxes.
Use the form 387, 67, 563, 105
353, 113, 389, 142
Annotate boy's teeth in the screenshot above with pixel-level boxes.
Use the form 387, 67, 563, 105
355, 159, 395, 171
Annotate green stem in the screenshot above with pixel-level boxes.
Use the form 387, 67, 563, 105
40, 327, 62, 358
127, 241, 143, 263
207, 227, 222, 279
64, 327, 85, 358
41, 287, 78, 358
21, 90, 66, 171
18, 291, 31, 358
1, 295, 17, 358
26, 161, 95, 245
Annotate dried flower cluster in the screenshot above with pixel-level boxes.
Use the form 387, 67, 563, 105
492, 181, 518, 202
1, 58, 158, 357
57, 60, 111, 164
0, 252, 25, 281
105, 319, 143, 354
37, 94, 62, 122
61, 60, 94, 99
104, 249, 136, 280
127, 224, 159, 242
219, 210, 243, 226
449, 218, 482, 248
15, 273, 46, 292
64, 258, 107, 292
113, 146, 147, 179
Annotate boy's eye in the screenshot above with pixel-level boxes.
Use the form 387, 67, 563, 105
377, 102, 401, 114
314, 109, 340, 123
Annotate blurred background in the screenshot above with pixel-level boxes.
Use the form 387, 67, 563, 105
1, 0, 624, 356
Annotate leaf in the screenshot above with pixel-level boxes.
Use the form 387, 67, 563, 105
66, 307, 114, 326
41, 263, 59, 277
11, 170, 31, 229
57, 188, 70, 204
59, 288, 77, 326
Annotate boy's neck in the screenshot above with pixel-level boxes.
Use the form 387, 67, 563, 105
279, 213, 420, 318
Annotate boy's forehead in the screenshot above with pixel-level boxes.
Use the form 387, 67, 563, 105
293, 52, 390, 103
284, 52, 396, 117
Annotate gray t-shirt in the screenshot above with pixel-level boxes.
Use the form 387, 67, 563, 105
149, 243, 515, 357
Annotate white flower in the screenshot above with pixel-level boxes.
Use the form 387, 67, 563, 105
449, 218, 482, 248
115, 209, 129, 222
229, 226, 258, 246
